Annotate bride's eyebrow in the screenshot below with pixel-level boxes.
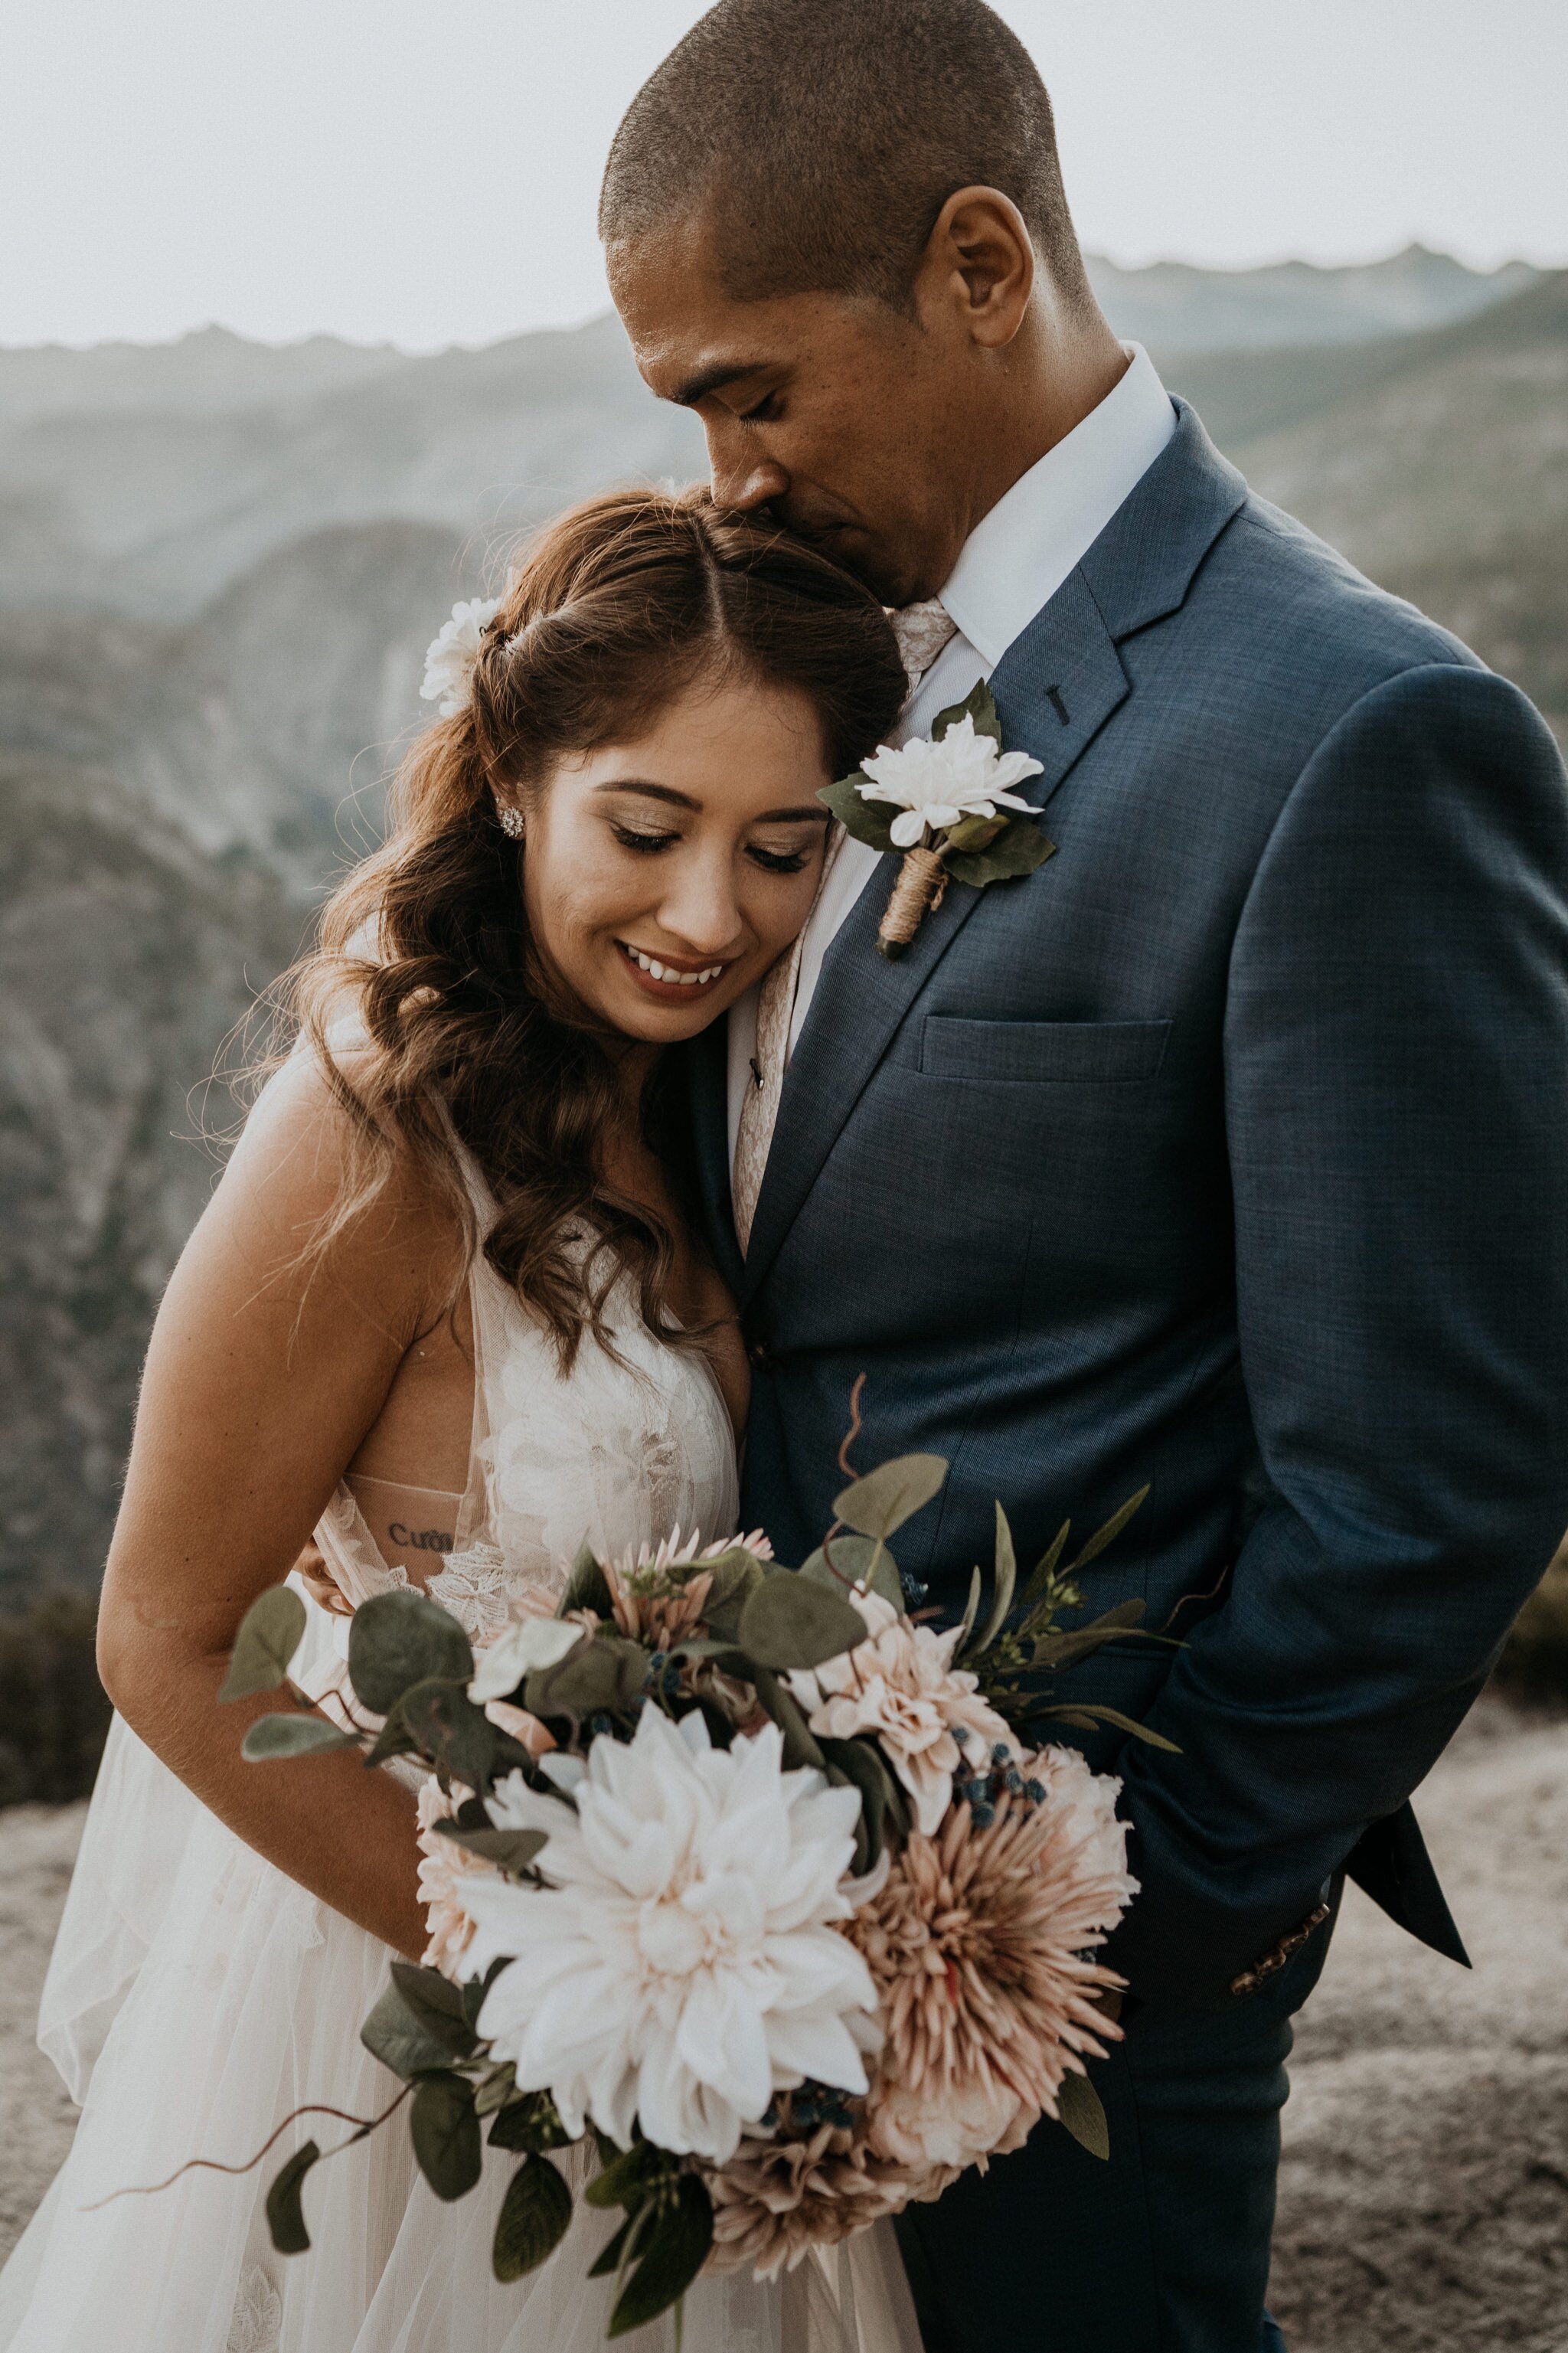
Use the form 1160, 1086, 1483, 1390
593, 781, 698, 810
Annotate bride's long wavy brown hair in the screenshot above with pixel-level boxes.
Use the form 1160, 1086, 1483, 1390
273, 486, 906, 1367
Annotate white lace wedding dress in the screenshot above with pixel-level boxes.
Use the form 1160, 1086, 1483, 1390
0, 1162, 918, 2353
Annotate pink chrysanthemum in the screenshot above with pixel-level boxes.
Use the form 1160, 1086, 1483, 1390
847, 1748, 1137, 2173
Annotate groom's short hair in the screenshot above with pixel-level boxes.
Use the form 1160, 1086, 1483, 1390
599, 0, 1090, 312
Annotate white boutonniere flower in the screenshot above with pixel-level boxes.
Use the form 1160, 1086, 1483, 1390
819, 682, 1055, 956
858, 711, 1044, 848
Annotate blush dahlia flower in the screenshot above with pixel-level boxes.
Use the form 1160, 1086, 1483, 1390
415, 1778, 494, 1979
786, 1590, 1019, 1836
705, 2113, 942, 2280
847, 1749, 1138, 2175
857, 711, 1044, 848
464, 1708, 882, 2164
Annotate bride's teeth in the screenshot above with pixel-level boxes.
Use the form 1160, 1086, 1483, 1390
625, 946, 723, 985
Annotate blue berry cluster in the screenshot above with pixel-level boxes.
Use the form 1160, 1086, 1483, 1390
762, 2080, 863, 2135
951, 1728, 1047, 1829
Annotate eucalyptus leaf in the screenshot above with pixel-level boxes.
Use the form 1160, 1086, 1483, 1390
390, 1959, 469, 2023
265, 2139, 319, 2257
220, 1584, 307, 1703
363, 1701, 418, 1770
1021, 1519, 1073, 1612
240, 1712, 360, 1762
473, 2061, 518, 2117
942, 812, 1007, 853
700, 1553, 771, 1643
608, 2175, 714, 2337
586, 2139, 670, 2211
931, 677, 1001, 746
411, 2070, 483, 2202
956, 1564, 983, 1657
527, 1633, 647, 1721
818, 773, 899, 854
400, 1678, 497, 1789
737, 1575, 867, 1672
587, 2208, 645, 2279
799, 1535, 903, 1610
488, 2090, 573, 2153
430, 1821, 550, 1876
834, 1453, 948, 1543
388, 1959, 478, 2057
1066, 1486, 1151, 1576
559, 1538, 613, 1621
492, 2152, 575, 2281
361, 1979, 464, 2080
971, 1503, 1018, 1658
750, 1669, 826, 1770
945, 817, 1055, 889
348, 1590, 474, 1715
818, 1737, 890, 1874
1032, 1599, 1148, 1669
1057, 2070, 1110, 2160
1034, 1701, 1181, 1753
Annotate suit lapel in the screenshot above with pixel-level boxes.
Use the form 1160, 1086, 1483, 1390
740, 572, 1130, 1305
736, 403, 1250, 1305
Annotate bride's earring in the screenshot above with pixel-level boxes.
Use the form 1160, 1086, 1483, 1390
495, 802, 526, 842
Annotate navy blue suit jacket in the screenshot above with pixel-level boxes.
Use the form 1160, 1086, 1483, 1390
684, 403, 1568, 2009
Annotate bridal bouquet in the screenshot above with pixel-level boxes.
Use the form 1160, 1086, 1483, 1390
223, 1433, 1161, 2335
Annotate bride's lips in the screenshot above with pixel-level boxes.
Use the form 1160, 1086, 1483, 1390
616, 940, 733, 1002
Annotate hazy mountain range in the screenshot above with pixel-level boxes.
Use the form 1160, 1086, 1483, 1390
1, 244, 1562, 1591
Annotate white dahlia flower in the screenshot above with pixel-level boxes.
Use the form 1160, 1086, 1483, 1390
419, 596, 503, 717
465, 1708, 880, 2165
857, 711, 1044, 849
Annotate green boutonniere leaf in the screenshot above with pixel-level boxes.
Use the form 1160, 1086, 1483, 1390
932, 677, 1001, 746
944, 815, 1057, 888
818, 772, 897, 852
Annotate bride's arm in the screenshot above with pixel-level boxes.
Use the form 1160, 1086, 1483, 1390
96, 1057, 463, 1962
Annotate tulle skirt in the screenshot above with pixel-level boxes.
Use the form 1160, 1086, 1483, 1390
0, 1714, 918, 2353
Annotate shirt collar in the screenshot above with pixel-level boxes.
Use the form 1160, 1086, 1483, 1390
938, 345, 1176, 668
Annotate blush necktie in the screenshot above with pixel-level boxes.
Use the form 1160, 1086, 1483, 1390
730, 599, 959, 1253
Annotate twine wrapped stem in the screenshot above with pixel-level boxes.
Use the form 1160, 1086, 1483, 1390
877, 844, 949, 959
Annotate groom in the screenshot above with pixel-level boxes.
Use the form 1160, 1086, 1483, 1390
603, 3, 1568, 2345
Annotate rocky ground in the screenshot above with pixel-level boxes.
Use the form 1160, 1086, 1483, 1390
1, 1696, 1564, 2347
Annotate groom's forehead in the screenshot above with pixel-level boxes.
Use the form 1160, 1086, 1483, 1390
614, 257, 782, 405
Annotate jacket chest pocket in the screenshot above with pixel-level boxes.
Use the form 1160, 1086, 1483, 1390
919, 1015, 1173, 1085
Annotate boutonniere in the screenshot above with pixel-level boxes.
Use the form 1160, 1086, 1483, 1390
819, 682, 1056, 958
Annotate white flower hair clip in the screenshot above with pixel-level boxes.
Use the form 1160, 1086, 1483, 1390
820, 681, 1054, 956
420, 596, 505, 718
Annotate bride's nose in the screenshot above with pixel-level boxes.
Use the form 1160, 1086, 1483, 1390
654, 852, 746, 959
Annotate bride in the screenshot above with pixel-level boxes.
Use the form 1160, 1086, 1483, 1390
0, 489, 918, 2352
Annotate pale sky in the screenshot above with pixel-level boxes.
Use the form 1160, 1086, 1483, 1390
5, 0, 1565, 351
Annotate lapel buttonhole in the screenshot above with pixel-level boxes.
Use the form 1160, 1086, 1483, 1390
1047, 687, 1070, 726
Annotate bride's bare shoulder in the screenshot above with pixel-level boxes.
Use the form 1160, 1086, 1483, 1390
198, 1045, 466, 1323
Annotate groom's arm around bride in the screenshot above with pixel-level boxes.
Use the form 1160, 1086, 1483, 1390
606, 5, 1568, 2346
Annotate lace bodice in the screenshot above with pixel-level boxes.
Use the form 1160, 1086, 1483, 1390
310, 1198, 739, 1645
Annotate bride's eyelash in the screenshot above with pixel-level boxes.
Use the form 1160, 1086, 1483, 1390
611, 823, 679, 855
747, 845, 810, 874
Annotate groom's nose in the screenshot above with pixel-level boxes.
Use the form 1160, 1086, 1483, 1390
704, 422, 789, 515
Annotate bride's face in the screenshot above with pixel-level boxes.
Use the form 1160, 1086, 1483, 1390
513, 671, 834, 1044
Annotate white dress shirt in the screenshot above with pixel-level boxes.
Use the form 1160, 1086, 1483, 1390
727, 343, 1176, 1174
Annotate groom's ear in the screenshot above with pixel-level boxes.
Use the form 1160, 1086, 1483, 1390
916, 186, 1037, 352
